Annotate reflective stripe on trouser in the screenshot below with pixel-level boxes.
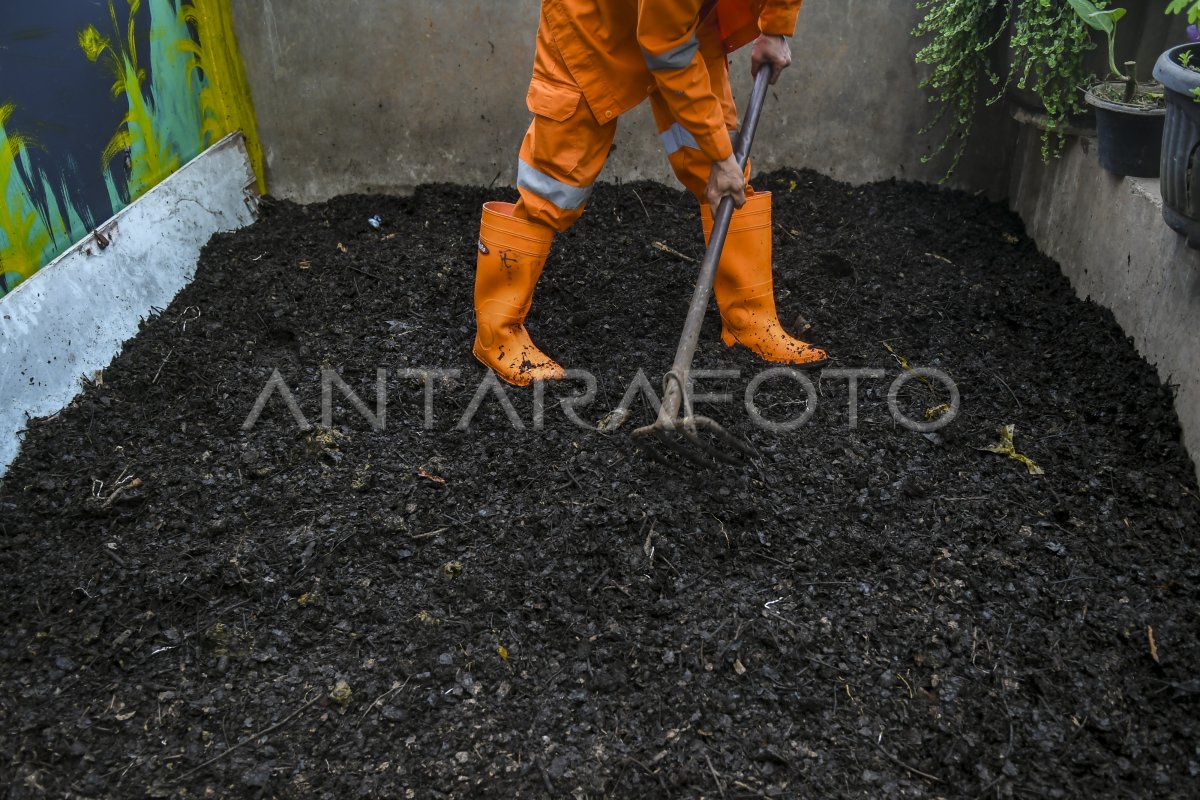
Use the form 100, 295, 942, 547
514, 109, 614, 233
513, 4, 616, 233
649, 51, 752, 201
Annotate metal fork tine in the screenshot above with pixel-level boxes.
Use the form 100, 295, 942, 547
633, 415, 757, 471
685, 420, 756, 466
664, 428, 724, 470
632, 428, 681, 468
680, 428, 741, 466
693, 416, 759, 461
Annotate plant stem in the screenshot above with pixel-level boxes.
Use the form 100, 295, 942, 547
1123, 61, 1137, 103
1108, 33, 1129, 83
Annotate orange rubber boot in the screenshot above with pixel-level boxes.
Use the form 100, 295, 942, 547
702, 192, 827, 366
472, 202, 566, 386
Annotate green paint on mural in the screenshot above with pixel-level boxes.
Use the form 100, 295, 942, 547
0, 104, 48, 294
0, 105, 89, 298
151, 0, 210, 144
81, 0, 207, 200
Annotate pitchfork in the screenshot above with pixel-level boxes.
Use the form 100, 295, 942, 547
633, 66, 773, 469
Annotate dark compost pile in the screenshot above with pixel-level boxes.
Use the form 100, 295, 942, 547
2, 170, 1199, 799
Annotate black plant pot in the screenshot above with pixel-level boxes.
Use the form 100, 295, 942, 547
1001, 5, 1185, 127
1154, 43, 1200, 249
1084, 83, 1165, 178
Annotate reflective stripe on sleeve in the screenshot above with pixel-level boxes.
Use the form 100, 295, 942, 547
660, 122, 699, 156
641, 33, 699, 72
517, 159, 593, 210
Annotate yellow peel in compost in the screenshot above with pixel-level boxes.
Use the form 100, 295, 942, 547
979, 424, 1044, 476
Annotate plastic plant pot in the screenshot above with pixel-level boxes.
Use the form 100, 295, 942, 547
1083, 82, 1166, 178
1154, 43, 1200, 249
1002, 3, 1181, 128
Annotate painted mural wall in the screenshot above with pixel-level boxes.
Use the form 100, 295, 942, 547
0, 0, 263, 299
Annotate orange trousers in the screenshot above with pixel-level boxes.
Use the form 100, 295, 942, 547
513, 9, 751, 233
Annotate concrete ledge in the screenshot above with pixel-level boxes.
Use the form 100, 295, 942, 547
0, 132, 258, 477
1009, 127, 1200, 480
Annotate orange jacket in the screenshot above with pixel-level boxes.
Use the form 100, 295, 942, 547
538, 0, 802, 163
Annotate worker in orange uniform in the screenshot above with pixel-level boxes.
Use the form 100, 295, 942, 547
473, 0, 827, 386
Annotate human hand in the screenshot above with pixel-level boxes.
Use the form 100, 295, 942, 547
705, 154, 747, 218
750, 33, 791, 84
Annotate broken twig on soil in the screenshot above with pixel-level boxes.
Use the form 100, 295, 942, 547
652, 241, 696, 263
151, 348, 174, 384
348, 265, 383, 281
630, 188, 650, 219
169, 691, 324, 783
357, 677, 411, 725
874, 739, 942, 783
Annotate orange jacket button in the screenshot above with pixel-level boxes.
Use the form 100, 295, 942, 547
605, 110, 613, 119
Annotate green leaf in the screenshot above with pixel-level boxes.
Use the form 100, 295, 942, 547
1165, 0, 1199, 20
1066, 0, 1114, 33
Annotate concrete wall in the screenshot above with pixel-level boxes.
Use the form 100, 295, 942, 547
230, 0, 1015, 203
1009, 128, 1200, 481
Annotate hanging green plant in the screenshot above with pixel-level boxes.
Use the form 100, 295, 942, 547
1005, 0, 1096, 159
913, 0, 1010, 179
915, 0, 1109, 173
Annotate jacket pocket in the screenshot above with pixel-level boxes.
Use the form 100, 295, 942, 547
526, 77, 582, 122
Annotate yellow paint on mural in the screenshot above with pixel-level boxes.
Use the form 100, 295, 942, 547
0, 104, 50, 284
181, 0, 266, 193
